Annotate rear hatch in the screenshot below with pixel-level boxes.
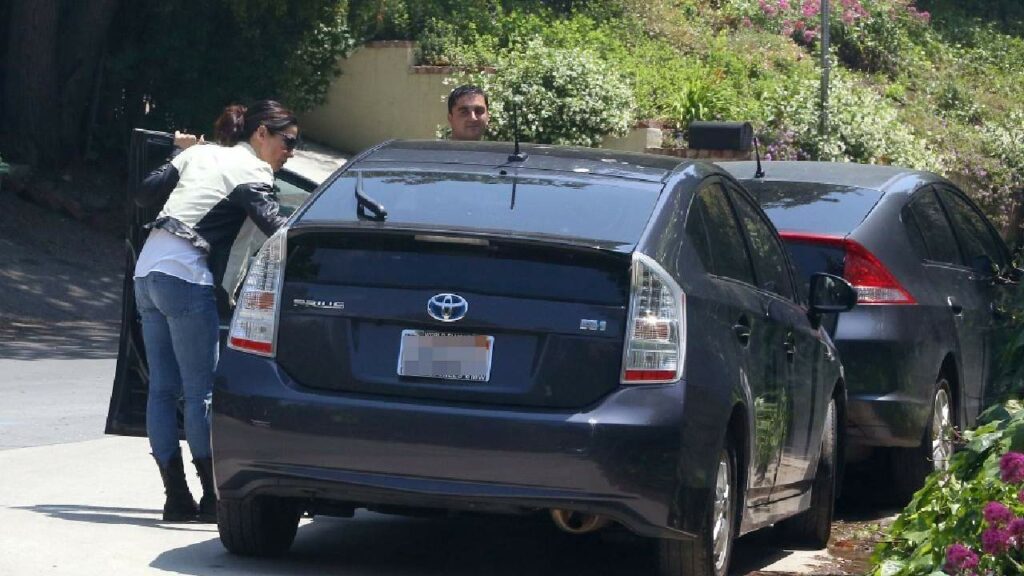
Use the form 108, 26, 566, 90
273, 167, 662, 409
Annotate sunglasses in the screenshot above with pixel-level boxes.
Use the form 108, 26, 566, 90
277, 133, 299, 151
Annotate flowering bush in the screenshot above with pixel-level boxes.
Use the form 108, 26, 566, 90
872, 402, 1024, 575
725, 0, 931, 74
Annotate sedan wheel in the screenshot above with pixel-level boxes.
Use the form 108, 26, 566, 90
931, 386, 953, 472
658, 437, 737, 576
892, 377, 955, 502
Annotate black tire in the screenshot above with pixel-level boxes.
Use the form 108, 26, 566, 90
777, 397, 836, 549
217, 496, 301, 557
658, 435, 738, 576
891, 377, 954, 502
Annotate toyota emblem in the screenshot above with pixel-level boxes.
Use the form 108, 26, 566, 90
427, 293, 468, 322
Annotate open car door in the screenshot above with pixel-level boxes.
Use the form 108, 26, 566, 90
105, 128, 320, 436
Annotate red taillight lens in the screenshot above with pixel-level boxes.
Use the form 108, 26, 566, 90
781, 232, 916, 305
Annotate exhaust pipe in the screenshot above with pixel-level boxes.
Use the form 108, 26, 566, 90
550, 509, 610, 534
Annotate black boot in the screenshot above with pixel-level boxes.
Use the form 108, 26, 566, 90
154, 450, 198, 522
193, 457, 217, 523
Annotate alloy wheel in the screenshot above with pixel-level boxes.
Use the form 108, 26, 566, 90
931, 386, 953, 472
711, 450, 734, 572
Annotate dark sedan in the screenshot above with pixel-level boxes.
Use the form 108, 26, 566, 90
720, 160, 1024, 500
192, 140, 857, 576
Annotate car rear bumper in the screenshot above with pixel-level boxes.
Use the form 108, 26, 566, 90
834, 306, 948, 448
211, 348, 725, 541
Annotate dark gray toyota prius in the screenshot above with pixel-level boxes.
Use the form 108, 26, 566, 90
110, 138, 856, 576
719, 160, 1024, 501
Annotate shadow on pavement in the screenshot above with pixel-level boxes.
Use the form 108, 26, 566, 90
14, 503, 216, 533
148, 512, 820, 576
0, 320, 118, 360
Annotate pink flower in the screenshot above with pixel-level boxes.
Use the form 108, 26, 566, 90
801, 0, 819, 18
982, 527, 1011, 554
1000, 452, 1024, 483
779, 0, 790, 10
984, 501, 1014, 527
945, 543, 980, 573
802, 29, 817, 43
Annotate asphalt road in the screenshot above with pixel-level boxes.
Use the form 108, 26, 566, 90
0, 186, 882, 575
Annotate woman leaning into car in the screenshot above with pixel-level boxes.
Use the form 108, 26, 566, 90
133, 100, 298, 523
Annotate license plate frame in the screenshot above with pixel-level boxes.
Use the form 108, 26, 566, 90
397, 330, 494, 382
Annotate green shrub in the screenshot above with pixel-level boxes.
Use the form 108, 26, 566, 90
871, 399, 1024, 575
463, 40, 635, 146
762, 68, 942, 170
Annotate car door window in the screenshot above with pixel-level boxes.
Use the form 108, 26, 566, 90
685, 182, 755, 285
937, 187, 1008, 270
728, 184, 796, 300
903, 188, 962, 265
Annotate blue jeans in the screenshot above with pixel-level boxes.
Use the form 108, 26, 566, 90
134, 272, 219, 465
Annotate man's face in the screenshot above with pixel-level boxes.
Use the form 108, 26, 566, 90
448, 94, 489, 141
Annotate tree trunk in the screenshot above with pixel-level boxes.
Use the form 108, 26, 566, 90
3, 0, 60, 167
58, 0, 120, 163
2, 0, 119, 169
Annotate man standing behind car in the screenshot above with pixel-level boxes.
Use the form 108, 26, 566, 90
447, 85, 490, 141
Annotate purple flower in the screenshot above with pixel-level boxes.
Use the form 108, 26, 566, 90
1000, 452, 1024, 483
984, 501, 1014, 527
802, 29, 817, 43
982, 527, 1011, 554
1010, 518, 1024, 545
945, 543, 980, 573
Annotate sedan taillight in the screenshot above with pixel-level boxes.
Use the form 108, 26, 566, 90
621, 253, 686, 384
781, 232, 916, 305
228, 227, 288, 356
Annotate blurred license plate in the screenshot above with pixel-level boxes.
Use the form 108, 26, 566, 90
398, 330, 494, 382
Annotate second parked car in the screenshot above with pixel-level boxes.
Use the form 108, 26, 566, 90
720, 160, 1024, 500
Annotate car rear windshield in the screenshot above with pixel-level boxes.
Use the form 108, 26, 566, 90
746, 182, 884, 235
299, 170, 662, 248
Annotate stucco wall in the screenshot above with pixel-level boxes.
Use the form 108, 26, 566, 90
301, 41, 659, 155
300, 42, 450, 154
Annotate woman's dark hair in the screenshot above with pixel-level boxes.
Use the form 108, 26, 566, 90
212, 100, 297, 145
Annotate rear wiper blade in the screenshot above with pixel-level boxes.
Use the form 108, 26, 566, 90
355, 172, 387, 221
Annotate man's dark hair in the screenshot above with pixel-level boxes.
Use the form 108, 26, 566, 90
447, 85, 489, 114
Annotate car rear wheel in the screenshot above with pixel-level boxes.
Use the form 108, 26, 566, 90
777, 397, 836, 548
892, 377, 954, 502
658, 435, 737, 576
218, 496, 302, 556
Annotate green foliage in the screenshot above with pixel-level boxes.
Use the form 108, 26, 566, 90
104, 0, 354, 145
762, 68, 942, 170
462, 40, 634, 146
871, 400, 1024, 575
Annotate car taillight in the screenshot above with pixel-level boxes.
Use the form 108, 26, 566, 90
781, 232, 916, 305
621, 253, 686, 384
228, 227, 287, 356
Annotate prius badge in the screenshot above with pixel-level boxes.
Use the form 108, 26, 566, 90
428, 293, 468, 322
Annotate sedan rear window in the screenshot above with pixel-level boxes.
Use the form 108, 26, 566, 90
300, 170, 661, 248
746, 182, 884, 235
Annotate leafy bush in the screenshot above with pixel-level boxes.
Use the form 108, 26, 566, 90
871, 400, 1024, 575
462, 40, 634, 146
761, 68, 942, 170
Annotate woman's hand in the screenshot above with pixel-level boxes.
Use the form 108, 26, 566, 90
174, 131, 205, 149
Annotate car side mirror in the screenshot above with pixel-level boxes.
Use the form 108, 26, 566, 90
807, 273, 857, 327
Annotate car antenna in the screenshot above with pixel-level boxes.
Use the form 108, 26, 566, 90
508, 98, 527, 163
355, 171, 387, 221
752, 135, 766, 179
